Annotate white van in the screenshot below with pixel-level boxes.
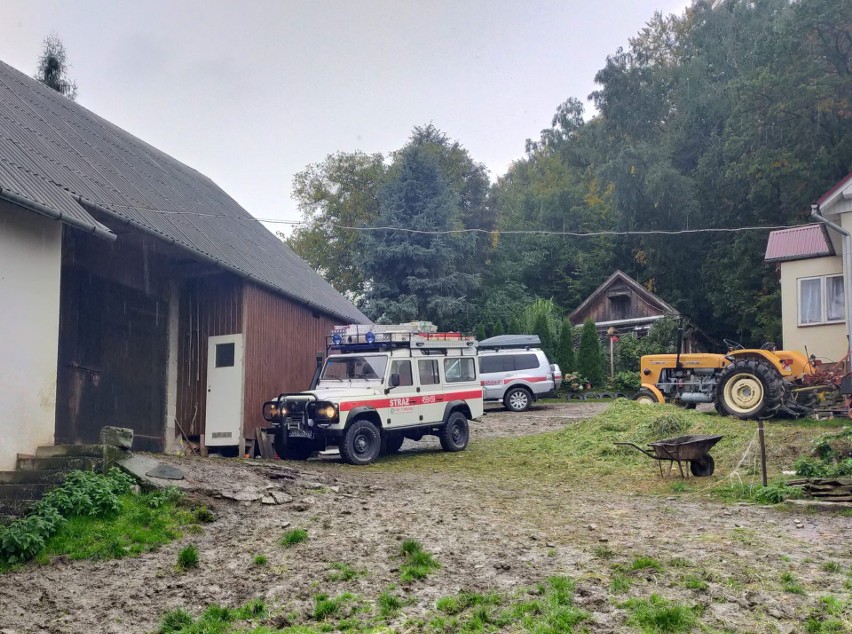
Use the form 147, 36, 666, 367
478, 335, 561, 412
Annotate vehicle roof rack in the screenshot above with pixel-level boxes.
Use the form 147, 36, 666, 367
478, 334, 541, 350
327, 323, 476, 353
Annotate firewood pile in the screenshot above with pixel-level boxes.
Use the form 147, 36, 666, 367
787, 478, 852, 503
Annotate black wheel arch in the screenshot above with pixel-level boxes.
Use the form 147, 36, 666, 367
345, 406, 382, 429
442, 400, 472, 422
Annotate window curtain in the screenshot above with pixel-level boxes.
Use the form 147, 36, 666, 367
800, 278, 822, 324
827, 276, 845, 322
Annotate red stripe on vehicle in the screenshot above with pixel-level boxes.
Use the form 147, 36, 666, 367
339, 388, 482, 412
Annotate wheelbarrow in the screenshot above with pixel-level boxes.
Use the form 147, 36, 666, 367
615, 434, 723, 478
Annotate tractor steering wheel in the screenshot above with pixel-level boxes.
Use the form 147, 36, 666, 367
723, 338, 744, 351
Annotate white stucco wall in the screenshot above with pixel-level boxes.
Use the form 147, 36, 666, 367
0, 203, 62, 470
779, 255, 846, 361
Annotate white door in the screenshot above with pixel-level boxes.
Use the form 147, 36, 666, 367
205, 334, 244, 447
416, 358, 445, 423
386, 359, 420, 428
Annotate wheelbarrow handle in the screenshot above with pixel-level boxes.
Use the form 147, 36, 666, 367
614, 442, 657, 459
613, 442, 657, 460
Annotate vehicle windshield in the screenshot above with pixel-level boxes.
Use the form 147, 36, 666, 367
320, 355, 388, 382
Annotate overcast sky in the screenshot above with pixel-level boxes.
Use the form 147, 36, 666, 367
1, 0, 688, 230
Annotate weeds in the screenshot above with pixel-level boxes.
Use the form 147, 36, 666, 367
281, 528, 308, 547
436, 591, 501, 615
593, 545, 615, 559
683, 575, 708, 591
379, 590, 404, 618
623, 594, 701, 633
327, 561, 364, 582
822, 561, 841, 574
399, 539, 440, 583
253, 554, 268, 567
804, 595, 848, 634
781, 571, 805, 594
176, 544, 199, 570
629, 556, 664, 572
312, 592, 354, 620
610, 572, 631, 593
157, 599, 266, 633
0, 468, 137, 565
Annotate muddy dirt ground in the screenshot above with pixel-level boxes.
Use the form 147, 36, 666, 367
0, 402, 849, 633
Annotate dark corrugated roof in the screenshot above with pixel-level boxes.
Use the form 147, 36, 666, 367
764, 224, 834, 262
0, 59, 368, 324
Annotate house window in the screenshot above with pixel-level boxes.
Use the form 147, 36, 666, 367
798, 275, 845, 325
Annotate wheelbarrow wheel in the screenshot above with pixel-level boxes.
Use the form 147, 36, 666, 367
690, 455, 715, 477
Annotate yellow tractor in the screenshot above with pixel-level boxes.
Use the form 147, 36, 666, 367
634, 323, 837, 419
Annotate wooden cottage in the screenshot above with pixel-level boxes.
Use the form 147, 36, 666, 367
0, 59, 368, 468
568, 270, 697, 349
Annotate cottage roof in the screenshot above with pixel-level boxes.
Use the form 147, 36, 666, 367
764, 224, 835, 263
568, 270, 678, 325
0, 60, 367, 323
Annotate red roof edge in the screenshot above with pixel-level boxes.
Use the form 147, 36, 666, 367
816, 172, 852, 206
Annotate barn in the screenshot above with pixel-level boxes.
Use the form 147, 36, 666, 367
0, 59, 368, 469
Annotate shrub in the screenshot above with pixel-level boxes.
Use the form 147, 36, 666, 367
556, 320, 575, 374
0, 468, 139, 565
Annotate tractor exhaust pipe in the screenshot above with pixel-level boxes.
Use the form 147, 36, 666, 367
675, 317, 684, 369
811, 205, 852, 358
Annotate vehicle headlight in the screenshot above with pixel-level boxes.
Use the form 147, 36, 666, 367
315, 403, 337, 419
263, 401, 285, 421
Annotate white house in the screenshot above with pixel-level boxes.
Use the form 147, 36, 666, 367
765, 173, 852, 362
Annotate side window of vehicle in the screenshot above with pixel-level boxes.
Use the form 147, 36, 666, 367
418, 359, 440, 385
444, 357, 476, 383
515, 354, 539, 371
390, 360, 413, 386
479, 356, 500, 374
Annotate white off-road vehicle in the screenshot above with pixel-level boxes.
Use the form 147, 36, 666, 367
262, 324, 483, 465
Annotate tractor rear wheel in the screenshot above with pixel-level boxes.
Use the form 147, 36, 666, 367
714, 359, 784, 420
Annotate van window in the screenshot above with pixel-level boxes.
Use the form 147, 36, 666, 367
514, 354, 539, 371
444, 358, 476, 383
480, 355, 512, 373
418, 359, 440, 385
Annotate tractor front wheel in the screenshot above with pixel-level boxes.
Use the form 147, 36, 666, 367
715, 359, 784, 420
633, 388, 660, 405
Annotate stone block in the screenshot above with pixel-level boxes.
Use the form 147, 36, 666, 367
100, 426, 133, 449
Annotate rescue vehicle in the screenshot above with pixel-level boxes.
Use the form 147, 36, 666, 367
262, 323, 483, 465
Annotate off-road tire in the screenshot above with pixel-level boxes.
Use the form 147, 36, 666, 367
714, 359, 784, 420
340, 419, 382, 465
504, 387, 532, 412
633, 388, 660, 405
439, 411, 469, 452
383, 434, 404, 454
273, 429, 315, 461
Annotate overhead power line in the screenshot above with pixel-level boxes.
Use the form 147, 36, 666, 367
84, 199, 792, 236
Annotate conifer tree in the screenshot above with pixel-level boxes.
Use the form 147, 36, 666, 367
557, 320, 575, 373
577, 319, 603, 387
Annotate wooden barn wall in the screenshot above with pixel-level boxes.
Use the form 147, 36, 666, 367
176, 274, 243, 437
572, 285, 664, 325
242, 283, 339, 439
56, 230, 171, 451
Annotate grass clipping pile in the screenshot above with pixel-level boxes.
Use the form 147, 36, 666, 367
379, 399, 828, 498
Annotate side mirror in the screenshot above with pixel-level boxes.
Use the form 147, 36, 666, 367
384, 373, 401, 394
